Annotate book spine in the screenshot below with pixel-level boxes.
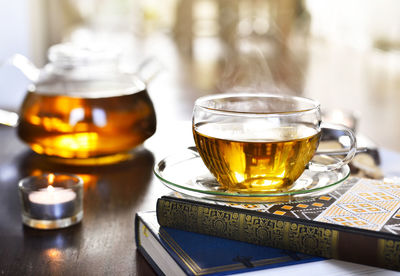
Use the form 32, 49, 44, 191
134, 214, 165, 276
156, 197, 400, 271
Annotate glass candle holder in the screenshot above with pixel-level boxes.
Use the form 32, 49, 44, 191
18, 173, 83, 229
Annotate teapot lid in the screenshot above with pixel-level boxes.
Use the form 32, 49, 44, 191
31, 43, 146, 98
48, 43, 121, 68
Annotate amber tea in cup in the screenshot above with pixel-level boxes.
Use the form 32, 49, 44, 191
192, 93, 356, 193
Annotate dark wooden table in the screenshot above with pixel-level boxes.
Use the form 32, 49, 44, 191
0, 124, 169, 275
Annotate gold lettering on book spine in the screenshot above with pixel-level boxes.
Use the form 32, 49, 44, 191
157, 199, 199, 232
241, 215, 286, 247
157, 199, 339, 258
240, 216, 338, 258
285, 223, 338, 258
378, 239, 400, 270
198, 207, 241, 239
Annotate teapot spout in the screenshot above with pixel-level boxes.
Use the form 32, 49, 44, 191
0, 109, 18, 127
8, 54, 40, 82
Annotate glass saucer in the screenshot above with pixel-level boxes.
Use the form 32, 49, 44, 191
154, 149, 351, 203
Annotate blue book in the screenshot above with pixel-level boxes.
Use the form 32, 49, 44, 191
135, 211, 324, 275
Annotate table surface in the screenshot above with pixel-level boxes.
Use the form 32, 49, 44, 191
1, 33, 400, 275
0, 125, 165, 275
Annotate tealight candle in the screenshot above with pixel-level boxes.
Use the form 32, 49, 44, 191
19, 173, 83, 229
28, 185, 76, 220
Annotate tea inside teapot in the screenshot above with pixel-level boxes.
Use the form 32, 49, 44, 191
14, 43, 157, 165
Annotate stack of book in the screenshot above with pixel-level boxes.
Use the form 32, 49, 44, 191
136, 177, 400, 275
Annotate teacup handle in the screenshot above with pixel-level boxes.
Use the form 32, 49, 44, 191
308, 122, 357, 172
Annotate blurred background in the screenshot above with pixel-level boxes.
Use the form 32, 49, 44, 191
1, 0, 400, 151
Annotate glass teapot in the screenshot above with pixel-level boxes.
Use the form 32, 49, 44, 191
3, 43, 157, 165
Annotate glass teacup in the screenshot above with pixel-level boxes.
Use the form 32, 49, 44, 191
192, 93, 356, 193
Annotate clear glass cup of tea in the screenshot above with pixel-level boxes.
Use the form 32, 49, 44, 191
192, 93, 357, 193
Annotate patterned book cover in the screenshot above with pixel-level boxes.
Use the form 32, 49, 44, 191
156, 177, 400, 271
135, 211, 323, 275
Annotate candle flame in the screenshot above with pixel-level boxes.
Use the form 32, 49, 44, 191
47, 173, 55, 185
47, 185, 55, 192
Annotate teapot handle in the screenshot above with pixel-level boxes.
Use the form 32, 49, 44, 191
134, 57, 164, 84
0, 109, 19, 127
